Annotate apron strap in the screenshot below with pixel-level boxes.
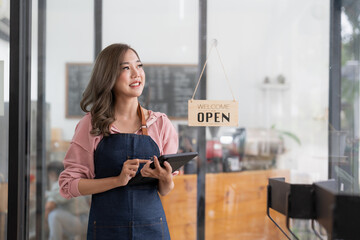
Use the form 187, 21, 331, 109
137, 103, 148, 135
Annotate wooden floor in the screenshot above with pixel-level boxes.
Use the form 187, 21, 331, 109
160, 169, 290, 240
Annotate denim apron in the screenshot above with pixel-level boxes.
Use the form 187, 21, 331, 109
87, 104, 171, 240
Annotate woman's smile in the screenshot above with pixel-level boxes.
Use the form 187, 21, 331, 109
129, 80, 141, 87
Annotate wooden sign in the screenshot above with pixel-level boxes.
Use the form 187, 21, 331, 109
188, 100, 238, 126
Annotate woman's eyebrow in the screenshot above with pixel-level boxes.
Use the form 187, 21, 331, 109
120, 60, 141, 65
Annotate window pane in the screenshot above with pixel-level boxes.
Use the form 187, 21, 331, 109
31, 0, 199, 239
103, 1, 199, 239
0, 0, 9, 239
340, 0, 360, 194
30, 0, 94, 239
26, 0, 360, 239
206, 0, 329, 238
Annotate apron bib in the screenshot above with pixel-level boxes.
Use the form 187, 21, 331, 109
87, 104, 171, 240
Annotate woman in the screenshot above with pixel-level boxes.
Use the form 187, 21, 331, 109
59, 43, 178, 240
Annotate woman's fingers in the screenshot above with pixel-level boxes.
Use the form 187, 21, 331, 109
153, 156, 161, 169
140, 169, 148, 177
172, 170, 179, 176
126, 159, 149, 165
124, 165, 139, 174
140, 160, 152, 177
139, 156, 175, 181
138, 159, 150, 164
163, 161, 172, 173
123, 157, 176, 180
124, 159, 150, 172
121, 159, 152, 180
124, 167, 136, 175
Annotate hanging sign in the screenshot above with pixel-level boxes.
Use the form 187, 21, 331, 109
188, 100, 238, 126
188, 39, 239, 127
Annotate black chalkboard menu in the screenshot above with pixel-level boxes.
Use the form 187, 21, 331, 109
66, 63, 197, 119
139, 64, 198, 119
66, 63, 93, 118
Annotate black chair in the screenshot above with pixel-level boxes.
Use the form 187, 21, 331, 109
267, 178, 360, 240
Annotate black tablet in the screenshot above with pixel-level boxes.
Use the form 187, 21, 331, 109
127, 152, 198, 186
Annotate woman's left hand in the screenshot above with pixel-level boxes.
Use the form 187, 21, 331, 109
140, 156, 173, 183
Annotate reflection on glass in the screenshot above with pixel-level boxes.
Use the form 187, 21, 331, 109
178, 124, 198, 174
30, 0, 94, 239
31, 0, 200, 239
0, 104, 8, 240
206, 0, 330, 238
45, 162, 89, 239
340, 1, 360, 194
0, 1, 9, 238
22, 0, 360, 239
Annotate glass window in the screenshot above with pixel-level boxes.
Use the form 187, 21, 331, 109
0, 0, 9, 239
340, 0, 360, 194
103, 1, 199, 239
206, 0, 330, 239
24, 0, 360, 239
29, 0, 94, 239
30, 0, 199, 239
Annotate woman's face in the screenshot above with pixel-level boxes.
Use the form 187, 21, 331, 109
113, 49, 145, 99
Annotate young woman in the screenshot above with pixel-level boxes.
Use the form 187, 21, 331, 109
59, 43, 178, 240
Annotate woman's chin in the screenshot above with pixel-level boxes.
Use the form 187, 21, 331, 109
128, 89, 144, 98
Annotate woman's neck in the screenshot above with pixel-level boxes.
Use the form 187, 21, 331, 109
114, 98, 139, 120
112, 98, 143, 133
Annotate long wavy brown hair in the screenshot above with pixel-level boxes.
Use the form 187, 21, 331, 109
80, 43, 140, 136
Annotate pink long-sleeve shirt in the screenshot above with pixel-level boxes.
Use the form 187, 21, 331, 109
59, 111, 179, 199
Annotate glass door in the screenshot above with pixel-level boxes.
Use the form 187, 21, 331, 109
29, 0, 199, 239
0, 1, 9, 239
6, 0, 359, 239
205, 0, 330, 238
29, 0, 94, 239
339, 0, 360, 193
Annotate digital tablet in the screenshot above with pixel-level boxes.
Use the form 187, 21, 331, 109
127, 152, 198, 186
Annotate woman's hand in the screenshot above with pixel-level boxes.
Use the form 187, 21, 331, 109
117, 159, 149, 186
78, 158, 149, 195
140, 156, 172, 182
140, 156, 175, 196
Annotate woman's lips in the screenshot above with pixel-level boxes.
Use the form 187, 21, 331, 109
129, 81, 141, 87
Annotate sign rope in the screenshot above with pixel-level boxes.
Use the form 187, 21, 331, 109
191, 39, 236, 102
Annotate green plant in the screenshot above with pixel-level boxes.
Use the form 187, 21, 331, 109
271, 124, 301, 146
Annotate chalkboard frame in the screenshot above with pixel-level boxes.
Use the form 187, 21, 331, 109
65, 62, 198, 119
65, 62, 93, 118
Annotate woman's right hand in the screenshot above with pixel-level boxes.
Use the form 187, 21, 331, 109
117, 159, 149, 186
78, 159, 150, 196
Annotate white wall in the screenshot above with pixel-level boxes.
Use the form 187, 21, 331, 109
0, 40, 9, 103
103, 0, 199, 65
0, 0, 39, 103
0, 0, 9, 104
46, 0, 93, 139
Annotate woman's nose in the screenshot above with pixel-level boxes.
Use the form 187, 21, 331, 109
131, 67, 140, 78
